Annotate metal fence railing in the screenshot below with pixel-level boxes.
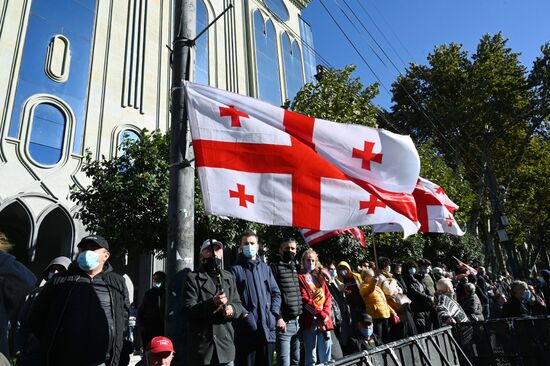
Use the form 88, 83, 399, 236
452, 315, 550, 366
320, 326, 469, 366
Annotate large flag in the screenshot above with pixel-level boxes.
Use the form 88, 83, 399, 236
372, 177, 465, 235
300, 227, 366, 247
185, 82, 421, 236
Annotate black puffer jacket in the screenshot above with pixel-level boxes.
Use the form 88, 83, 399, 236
29, 263, 129, 366
270, 257, 302, 321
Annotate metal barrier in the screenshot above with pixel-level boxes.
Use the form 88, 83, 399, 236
320, 326, 470, 366
452, 315, 550, 366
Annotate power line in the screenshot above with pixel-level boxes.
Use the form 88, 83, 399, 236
352, 0, 490, 173
248, 0, 407, 134
325, 0, 487, 178
318, 0, 486, 179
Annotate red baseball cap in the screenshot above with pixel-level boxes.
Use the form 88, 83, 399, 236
147, 336, 174, 353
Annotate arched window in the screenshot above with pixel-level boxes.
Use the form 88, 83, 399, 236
282, 33, 304, 102
264, 0, 289, 21
254, 11, 281, 106
195, 0, 209, 85
28, 103, 66, 165
117, 129, 140, 155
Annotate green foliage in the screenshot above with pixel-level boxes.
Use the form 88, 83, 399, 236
291, 65, 380, 127
70, 130, 170, 256
388, 33, 550, 272
417, 141, 477, 226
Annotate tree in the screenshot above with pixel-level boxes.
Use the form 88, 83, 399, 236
291, 65, 379, 127
388, 33, 550, 274
71, 130, 170, 256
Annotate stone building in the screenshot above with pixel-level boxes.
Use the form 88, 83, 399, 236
0, 0, 315, 301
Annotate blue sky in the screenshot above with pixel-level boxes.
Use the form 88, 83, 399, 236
301, 0, 550, 109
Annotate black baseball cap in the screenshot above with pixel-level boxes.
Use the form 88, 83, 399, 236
359, 313, 373, 324
77, 235, 110, 251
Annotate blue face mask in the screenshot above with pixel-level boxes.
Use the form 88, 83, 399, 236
523, 290, 532, 301
420, 267, 428, 275
243, 245, 258, 258
339, 269, 349, 278
304, 263, 314, 273
360, 327, 374, 338
408, 267, 417, 275
330, 269, 337, 278
77, 250, 100, 271
153, 282, 163, 289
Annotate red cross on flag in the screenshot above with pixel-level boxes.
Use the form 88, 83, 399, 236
185, 82, 421, 236
300, 227, 366, 247
372, 177, 465, 236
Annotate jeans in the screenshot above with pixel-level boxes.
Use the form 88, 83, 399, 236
302, 328, 332, 366
276, 319, 300, 366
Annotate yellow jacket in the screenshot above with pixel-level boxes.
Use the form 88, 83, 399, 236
359, 279, 391, 319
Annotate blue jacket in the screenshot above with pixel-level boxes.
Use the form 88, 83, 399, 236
231, 256, 281, 344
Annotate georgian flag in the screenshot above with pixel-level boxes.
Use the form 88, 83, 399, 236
185, 82, 421, 236
300, 227, 366, 247
372, 177, 465, 236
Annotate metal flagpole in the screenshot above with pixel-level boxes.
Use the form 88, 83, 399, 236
372, 231, 379, 268
165, 0, 196, 363
166, 1, 233, 363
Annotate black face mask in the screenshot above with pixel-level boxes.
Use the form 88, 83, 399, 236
203, 257, 222, 272
282, 251, 295, 262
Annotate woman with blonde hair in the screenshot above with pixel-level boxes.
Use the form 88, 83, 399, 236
298, 249, 333, 366
359, 268, 397, 343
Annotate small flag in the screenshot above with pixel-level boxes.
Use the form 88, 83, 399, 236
300, 227, 366, 247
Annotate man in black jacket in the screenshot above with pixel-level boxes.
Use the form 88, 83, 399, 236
270, 238, 302, 366
501, 280, 531, 318
343, 313, 380, 356
29, 235, 130, 366
183, 239, 243, 366
137, 271, 166, 349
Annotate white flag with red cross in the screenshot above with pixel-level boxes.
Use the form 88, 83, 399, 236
185, 82, 421, 236
372, 177, 465, 236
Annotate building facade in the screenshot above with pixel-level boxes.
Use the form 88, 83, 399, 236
0, 0, 315, 300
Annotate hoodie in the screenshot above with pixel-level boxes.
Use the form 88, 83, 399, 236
336, 261, 363, 309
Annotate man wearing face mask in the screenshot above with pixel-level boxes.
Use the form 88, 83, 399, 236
500, 280, 531, 318
335, 262, 363, 327
269, 238, 302, 366
183, 239, 242, 366
138, 271, 167, 350
343, 313, 380, 355
231, 231, 281, 366
29, 235, 130, 366
416, 259, 436, 296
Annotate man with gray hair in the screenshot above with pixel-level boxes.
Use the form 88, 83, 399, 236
501, 280, 531, 318
435, 278, 468, 325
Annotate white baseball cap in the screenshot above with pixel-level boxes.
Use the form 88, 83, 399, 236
200, 239, 223, 252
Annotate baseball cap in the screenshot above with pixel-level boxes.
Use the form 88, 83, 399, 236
77, 235, 109, 251
200, 239, 223, 252
147, 336, 174, 353
359, 313, 373, 324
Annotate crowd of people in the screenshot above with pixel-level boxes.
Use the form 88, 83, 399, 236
2, 229, 550, 366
